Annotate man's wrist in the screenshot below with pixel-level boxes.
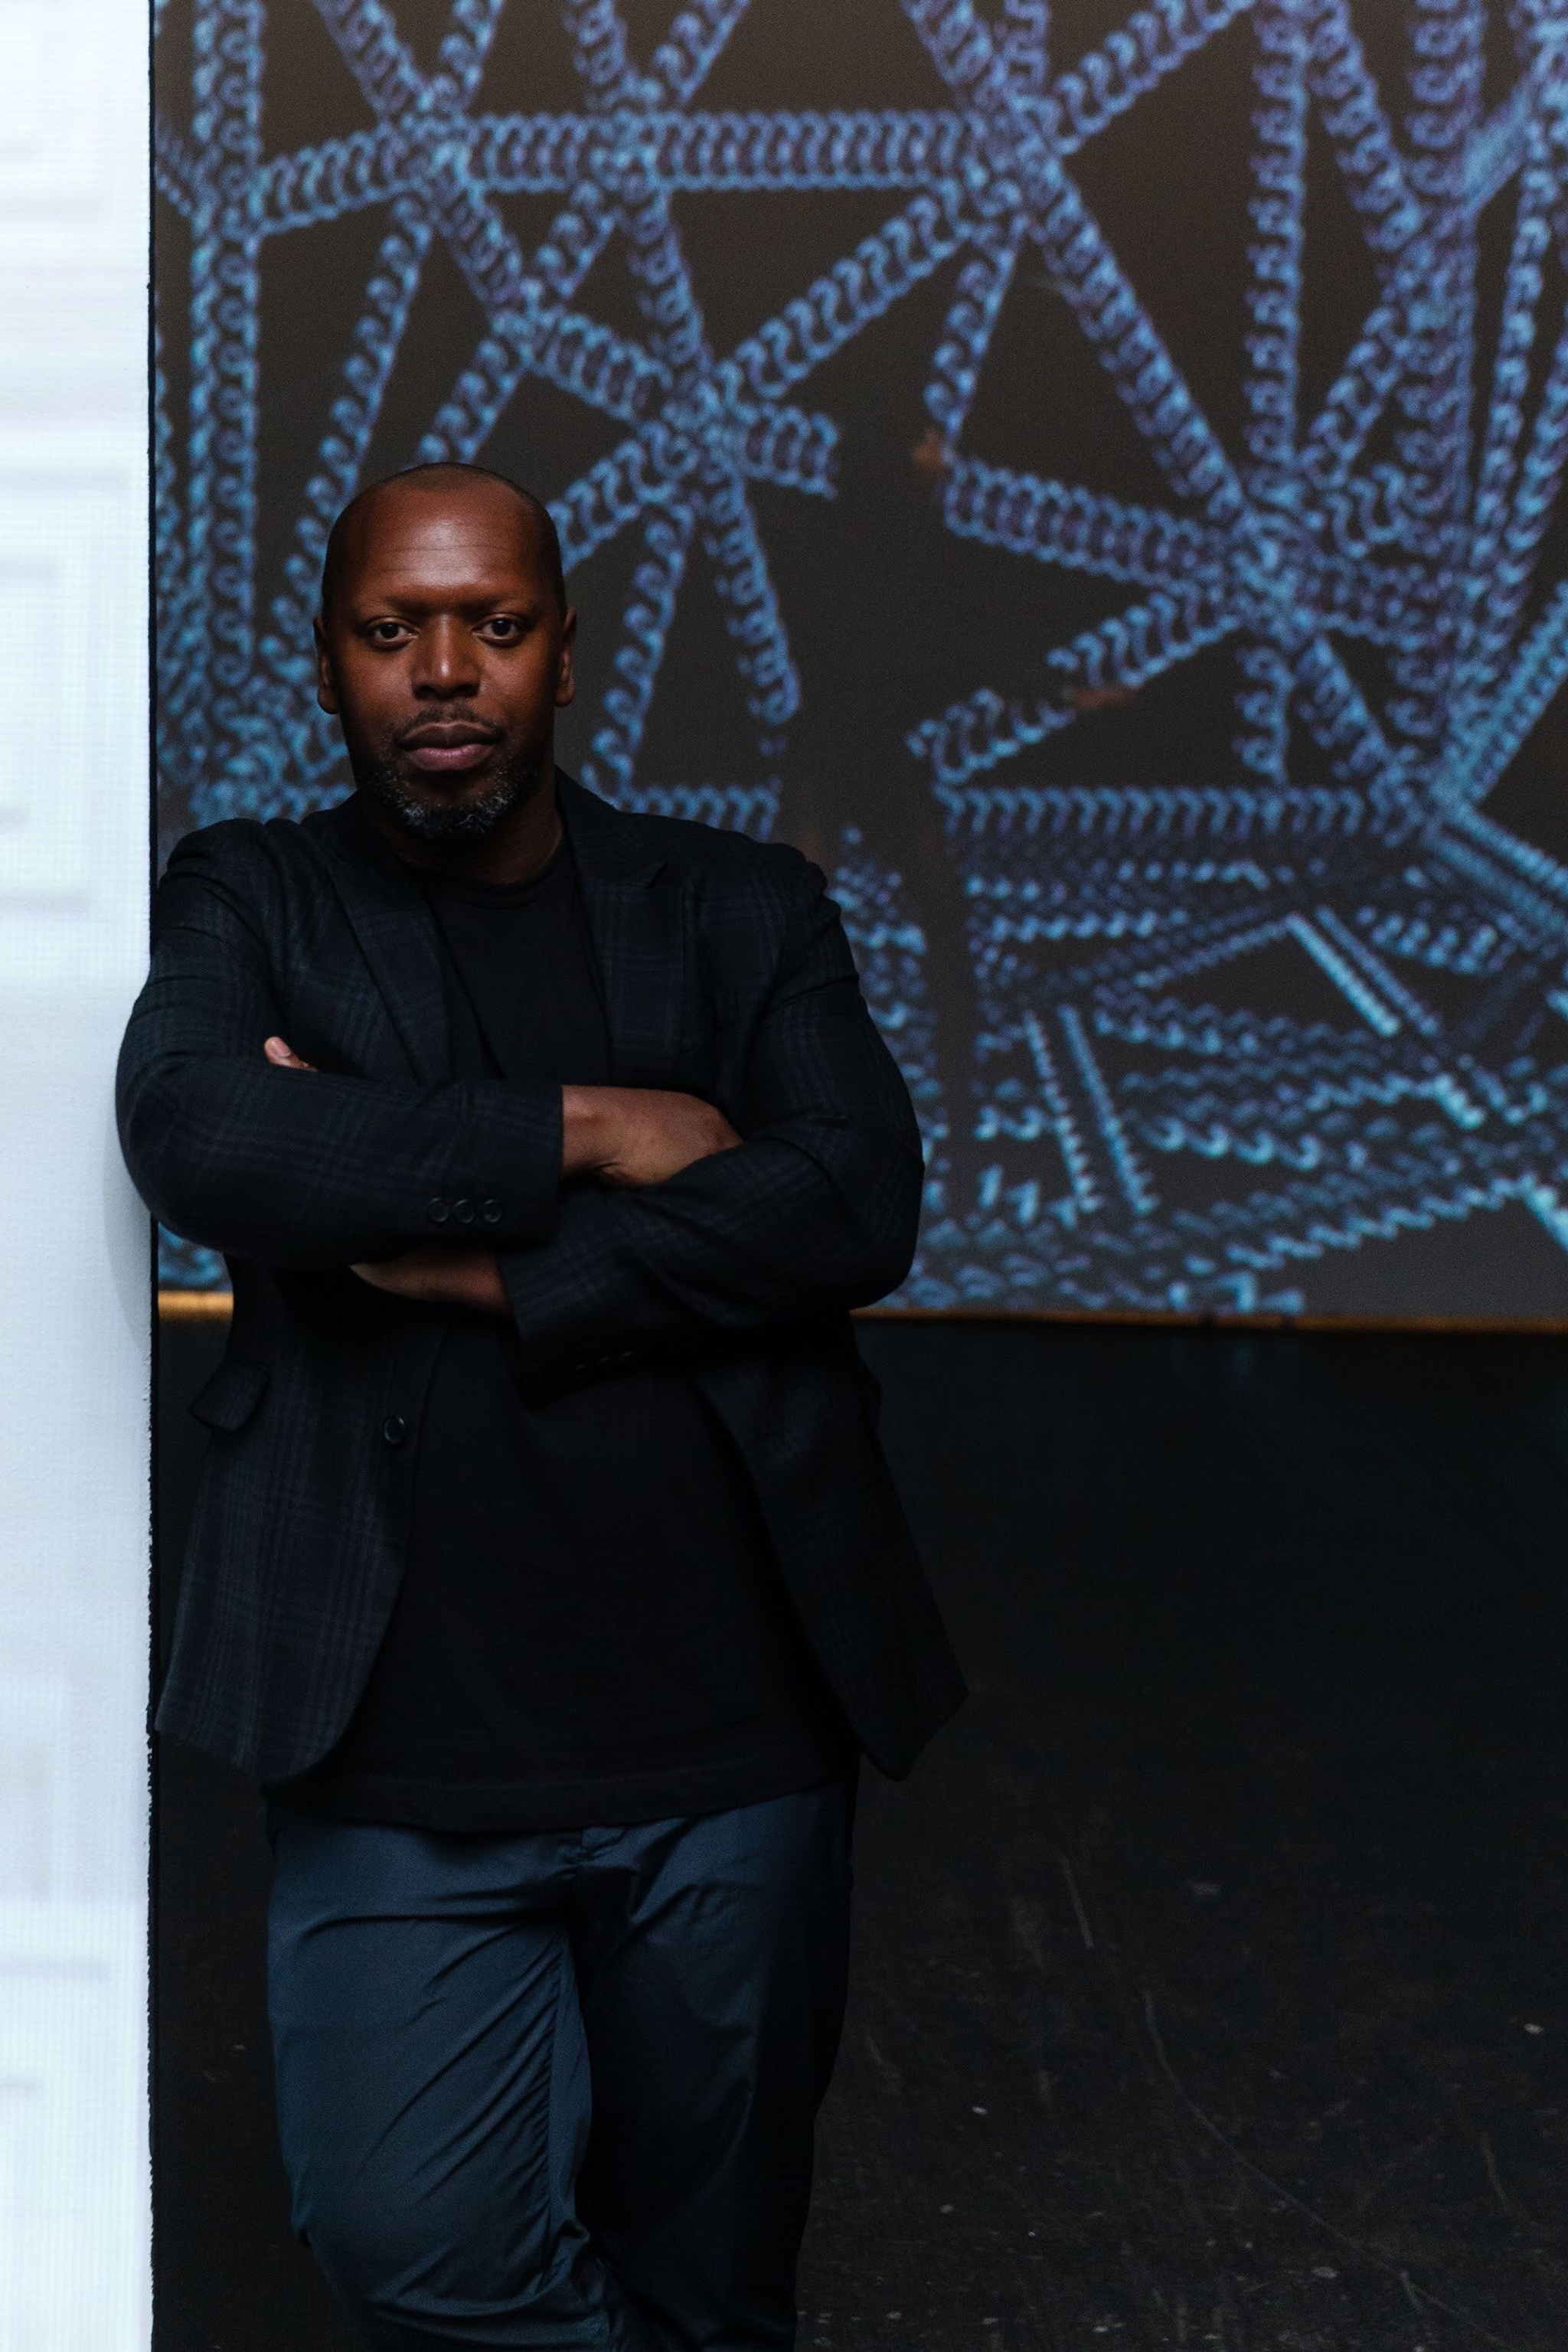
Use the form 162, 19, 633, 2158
561, 1084, 610, 1181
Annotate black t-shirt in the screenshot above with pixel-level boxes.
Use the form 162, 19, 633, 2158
276, 839, 850, 1831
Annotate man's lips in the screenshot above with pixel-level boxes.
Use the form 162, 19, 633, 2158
398, 724, 501, 776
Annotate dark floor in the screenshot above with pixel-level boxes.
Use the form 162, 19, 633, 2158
155, 1318, 1568, 2352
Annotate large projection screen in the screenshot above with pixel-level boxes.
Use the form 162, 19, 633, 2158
155, 0, 1568, 1321
0, 0, 152, 2344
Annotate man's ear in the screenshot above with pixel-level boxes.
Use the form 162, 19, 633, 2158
314, 614, 340, 715
555, 607, 578, 710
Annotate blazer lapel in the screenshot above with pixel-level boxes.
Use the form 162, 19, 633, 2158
311, 799, 452, 1083
559, 776, 691, 1089
309, 780, 692, 1090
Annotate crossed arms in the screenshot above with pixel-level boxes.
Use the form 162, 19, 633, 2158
262, 1036, 746, 1318
116, 829, 924, 1383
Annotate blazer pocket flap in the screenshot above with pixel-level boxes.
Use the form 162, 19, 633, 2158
189, 1354, 271, 1433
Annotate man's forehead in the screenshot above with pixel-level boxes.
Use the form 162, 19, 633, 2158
345, 485, 547, 575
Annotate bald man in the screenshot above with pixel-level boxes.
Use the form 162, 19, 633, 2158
120, 462, 963, 2352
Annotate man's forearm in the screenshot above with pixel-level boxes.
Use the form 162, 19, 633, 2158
498, 1121, 923, 1392
560, 1086, 626, 1181
350, 1109, 917, 1353
118, 1054, 564, 1268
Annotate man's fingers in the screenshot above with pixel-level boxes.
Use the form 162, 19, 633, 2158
350, 1261, 397, 1293
351, 1248, 508, 1317
265, 1035, 315, 1071
351, 1246, 442, 1291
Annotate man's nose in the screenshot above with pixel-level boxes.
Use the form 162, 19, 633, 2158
410, 616, 480, 694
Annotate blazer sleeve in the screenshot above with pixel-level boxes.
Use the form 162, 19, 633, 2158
116, 826, 563, 1269
499, 858, 923, 1387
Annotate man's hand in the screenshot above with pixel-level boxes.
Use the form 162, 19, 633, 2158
350, 1245, 510, 1315
265, 1035, 315, 1071
562, 1085, 741, 1187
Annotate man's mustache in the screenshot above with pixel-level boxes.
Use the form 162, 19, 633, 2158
390, 710, 504, 750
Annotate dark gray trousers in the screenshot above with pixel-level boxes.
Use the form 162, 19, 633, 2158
266, 1782, 855, 2352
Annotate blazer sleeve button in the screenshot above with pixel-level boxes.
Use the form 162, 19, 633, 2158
427, 1199, 449, 1225
452, 1198, 475, 1224
481, 1199, 503, 1225
382, 1415, 408, 1447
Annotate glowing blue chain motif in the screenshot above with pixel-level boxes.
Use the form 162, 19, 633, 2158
156, 0, 1568, 1312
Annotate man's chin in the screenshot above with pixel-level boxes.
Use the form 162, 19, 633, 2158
356, 763, 537, 843
397, 789, 513, 843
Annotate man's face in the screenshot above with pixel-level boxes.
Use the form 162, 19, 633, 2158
314, 481, 576, 844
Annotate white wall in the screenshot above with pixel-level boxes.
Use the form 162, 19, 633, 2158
0, 2, 152, 2345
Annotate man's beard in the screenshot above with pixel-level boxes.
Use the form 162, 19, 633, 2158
349, 733, 544, 843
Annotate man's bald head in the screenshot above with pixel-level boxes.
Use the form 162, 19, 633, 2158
320, 462, 566, 620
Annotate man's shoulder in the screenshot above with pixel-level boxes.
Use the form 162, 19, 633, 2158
162, 801, 365, 900
165, 807, 338, 873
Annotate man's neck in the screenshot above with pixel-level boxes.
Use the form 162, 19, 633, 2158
356, 766, 564, 888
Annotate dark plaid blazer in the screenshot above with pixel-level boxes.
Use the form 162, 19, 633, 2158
119, 777, 965, 1785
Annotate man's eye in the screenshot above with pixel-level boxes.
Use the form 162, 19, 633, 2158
482, 617, 523, 641
369, 622, 408, 644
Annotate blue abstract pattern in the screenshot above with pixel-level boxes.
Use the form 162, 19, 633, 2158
155, 0, 1568, 1313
